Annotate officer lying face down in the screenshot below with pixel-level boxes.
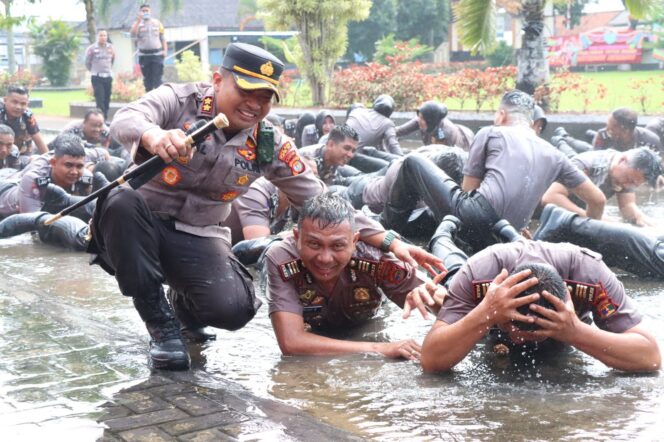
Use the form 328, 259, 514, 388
265, 193, 446, 360
421, 241, 661, 373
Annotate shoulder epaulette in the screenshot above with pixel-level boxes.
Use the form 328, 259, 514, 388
376, 259, 407, 285
564, 279, 600, 305
472, 280, 492, 304
279, 259, 303, 281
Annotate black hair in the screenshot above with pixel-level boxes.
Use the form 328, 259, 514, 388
626, 146, 663, 188
0, 124, 15, 137
298, 192, 356, 232
93, 160, 124, 181
431, 146, 467, 184
612, 107, 638, 131
418, 101, 448, 132
327, 124, 358, 144
6, 84, 29, 96
84, 108, 104, 121
50, 133, 86, 158
511, 263, 566, 331
500, 90, 535, 123
140, 3, 151, 9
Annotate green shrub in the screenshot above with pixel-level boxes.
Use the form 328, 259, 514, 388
30, 20, 80, 87
175, 50, 206, 83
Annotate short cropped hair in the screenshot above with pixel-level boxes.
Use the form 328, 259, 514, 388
84, 108, 104, 121
500, 90, 535, 124
140, 3, 151, 9
431, 147, 468, 185
612, 108, 638, 131
0, 124, 15, 137
512, 263, 567, 331
298, 192, 356, 232
327, 124, 358, 144
625, 147, 662, 188
50, 133, 86, 158
6, 84, 29, 96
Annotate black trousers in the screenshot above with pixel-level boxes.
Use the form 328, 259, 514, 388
91, 75, 112, 120
384, 154, 501, 251
138, 54, 164, 92
91, 187, 260, 330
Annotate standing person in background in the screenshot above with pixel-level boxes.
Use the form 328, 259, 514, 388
130, 3, 167, 92
85, 30, 115, 122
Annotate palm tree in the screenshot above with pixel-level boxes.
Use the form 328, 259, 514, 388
456, 0, 658, 95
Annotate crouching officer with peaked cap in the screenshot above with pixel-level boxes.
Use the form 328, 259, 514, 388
92, 42, 442, 370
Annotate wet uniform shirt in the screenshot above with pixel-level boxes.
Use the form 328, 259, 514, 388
571, 149, 629, 200
110, 83, 385, 244
397, 117, 473, 150
0, 101, 40, 153
85, 42, 114, 76
593, 127, 662, 152
299, 143, 338, 185
439, 240, 642, 333
464, 125, 588, 230
346, 107, 402, 155
300, 124, 320, 148
62, 120, 111, 147
266, 235, 424, 328
0, 152, 92, 217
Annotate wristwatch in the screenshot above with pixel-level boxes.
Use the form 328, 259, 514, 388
381, 230, 400, 252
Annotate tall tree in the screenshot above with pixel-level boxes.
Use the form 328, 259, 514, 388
346, 0, 397, 62
456, 0, 659, 95
1, 0, 38, 74
258, 0, 371, 105
396, 0, 450, 49
81, 0, 95, 43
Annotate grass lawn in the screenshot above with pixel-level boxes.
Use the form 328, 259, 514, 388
31, 89, 91, 116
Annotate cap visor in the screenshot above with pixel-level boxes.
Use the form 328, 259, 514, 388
232, 73, 280, 102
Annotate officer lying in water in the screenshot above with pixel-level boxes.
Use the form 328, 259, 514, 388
420, 240, 661, 373
265, 193, 445, 360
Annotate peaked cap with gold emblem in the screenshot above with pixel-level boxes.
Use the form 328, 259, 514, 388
221, 42, 284, 102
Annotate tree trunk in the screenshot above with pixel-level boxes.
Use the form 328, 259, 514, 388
4, 1, 16, 74
85, 0, 96, 43
516, 0, 548, 95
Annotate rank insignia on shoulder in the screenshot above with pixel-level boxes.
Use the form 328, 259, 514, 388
353, 287, 371, 302
472, 280, 492, 304
564, 279, 600, 306
378, 261, 406, 284
200, 96, 214, 115
34, 176, 50, 187
279, 259, 302, 281
350, 258, 378, 276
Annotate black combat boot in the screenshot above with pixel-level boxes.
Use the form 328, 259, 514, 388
550, 134, 578, 158
492, 219, 521, 243
232, 236, 282, 267
0, 212, 48, 238
532, 204, 577, 242
41, 184, 95, 221
166, 287, 216, 343
92, 171, 111, 191
133, 290, 190, 370
429, 215, 468, 285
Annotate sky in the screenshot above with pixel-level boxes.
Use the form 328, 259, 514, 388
10, 0, 627, 23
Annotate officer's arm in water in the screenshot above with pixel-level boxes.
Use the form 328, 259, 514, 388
541, 180, 606, 220
616, 192, 656, 227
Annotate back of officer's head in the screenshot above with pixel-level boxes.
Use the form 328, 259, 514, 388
611, 107, 638, 131
626, 147, 662, 188
511, 263, 567, 331
373, 94, 395, 118
431, 147, 467, 184
50, 133, 86, 158
298, 192, 356, 232
499, 90, 535, 125
327, 124, 358, 144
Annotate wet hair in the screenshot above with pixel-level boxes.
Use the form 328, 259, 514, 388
314, 110, 335, 134
50, 133, 86, 158
84, 108, 104, 122
346, 102, 365, 120
298, 192, 356, 232
294, 112, 315, 148
418, 101, 448, 132
0, 124, 15, 137
93, 160, 124, 181
533, 105, 547, 132
611, 108, 638, 131
499, 90, 535, 124
431, 147, 468, 184
372, 94, 395, 118
625, 147, 663, 188
512, 263, 567, 331
327, 124, 358, 144
6, 84, 29, 96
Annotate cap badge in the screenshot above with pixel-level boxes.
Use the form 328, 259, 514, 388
260, 61, 274, 77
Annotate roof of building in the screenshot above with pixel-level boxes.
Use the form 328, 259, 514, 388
554, 10, 624, 37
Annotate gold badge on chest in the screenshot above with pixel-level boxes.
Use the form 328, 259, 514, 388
353, 287, 371, 302
299, 289, 316, 304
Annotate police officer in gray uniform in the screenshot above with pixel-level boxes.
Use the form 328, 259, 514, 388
0, 124, 30, 174
396, 100, 474, 150
94, 43, 441, 371
593, 108, 662, 152
85, 30, 115, 121
420, 240, 661, 373
299, 124, 360, 185
130, 3, 167, 92
0, 85, 48, 155
542, 147, 662, 227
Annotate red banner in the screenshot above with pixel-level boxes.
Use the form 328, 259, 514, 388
548, 28, 647, 67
